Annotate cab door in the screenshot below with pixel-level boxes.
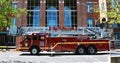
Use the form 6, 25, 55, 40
32, 35, 39, 45
39, 33, 47, 48
39, 35, 45, 47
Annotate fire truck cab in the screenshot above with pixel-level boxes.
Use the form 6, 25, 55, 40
19, 32, 110, 55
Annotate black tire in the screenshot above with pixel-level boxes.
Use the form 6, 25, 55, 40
30, 47, 39, 55
87, 46, 97, 55
76, 46, 86, 55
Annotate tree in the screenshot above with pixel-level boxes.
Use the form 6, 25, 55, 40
0, 0, 26, 31
107, 0, 120, 24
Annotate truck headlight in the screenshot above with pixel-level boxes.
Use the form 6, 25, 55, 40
25, 43, 28, 47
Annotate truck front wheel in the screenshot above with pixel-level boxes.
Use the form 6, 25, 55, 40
30, 47, 39, 55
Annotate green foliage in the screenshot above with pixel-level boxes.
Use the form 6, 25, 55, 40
0, 0, 26, 31
107, 0, 120, 24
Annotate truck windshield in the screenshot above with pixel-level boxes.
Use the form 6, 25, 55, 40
23, 36, 31, 42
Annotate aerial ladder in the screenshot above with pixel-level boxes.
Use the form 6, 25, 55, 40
16, 26, 110, 39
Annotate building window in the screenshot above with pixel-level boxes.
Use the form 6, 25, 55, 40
95, 19, 99, 27
27, 0, 40, 27
64, 7, 72, 27
7, 2, 18, 46
33, 6, 40, 27
114, 33, 120, 40
111, 0, 120, 9
94, 2, 99, 12
114, 33, 120, 47
64, 0, 77, 27
111, 0, 117, 8
12, 2, 18, 26
9, 2, 18, 35
101, 2, 105, 11
0, 33, 7, 46
86, 2, 92, 13
87, 18, 93, 27
7, 35, 16, 46
46, 0, 58, 27
46, 7, 58, 26
13, 2, 18, 8
46, 0, 58, 9
113, 23, 118, 28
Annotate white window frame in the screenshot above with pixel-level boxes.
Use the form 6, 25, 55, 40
86, 2, 92, 13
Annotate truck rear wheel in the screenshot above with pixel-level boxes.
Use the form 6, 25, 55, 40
30, 47, 39, 55
76, 46, 86, 55
87, 46, 97, 55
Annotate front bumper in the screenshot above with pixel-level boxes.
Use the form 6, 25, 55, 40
18, 47, 29, 52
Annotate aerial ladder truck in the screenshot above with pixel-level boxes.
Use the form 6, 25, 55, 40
17, 27, 111, 55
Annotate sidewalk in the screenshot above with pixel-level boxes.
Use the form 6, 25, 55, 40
0, 49, 16, 52
0, 46, 16, 52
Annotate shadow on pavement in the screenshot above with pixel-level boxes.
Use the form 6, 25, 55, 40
20, 53, 109, 56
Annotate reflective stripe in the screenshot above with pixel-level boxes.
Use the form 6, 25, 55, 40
20, 42, 109, 50
41, 42, 109, 49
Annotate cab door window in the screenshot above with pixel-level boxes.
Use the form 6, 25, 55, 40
32, 36, 37, 40
39, 34, 45, 40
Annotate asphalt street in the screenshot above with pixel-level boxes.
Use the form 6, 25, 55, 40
0, 51, 110, 63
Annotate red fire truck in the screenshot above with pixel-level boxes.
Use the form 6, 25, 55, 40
18, 27, 110, 55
